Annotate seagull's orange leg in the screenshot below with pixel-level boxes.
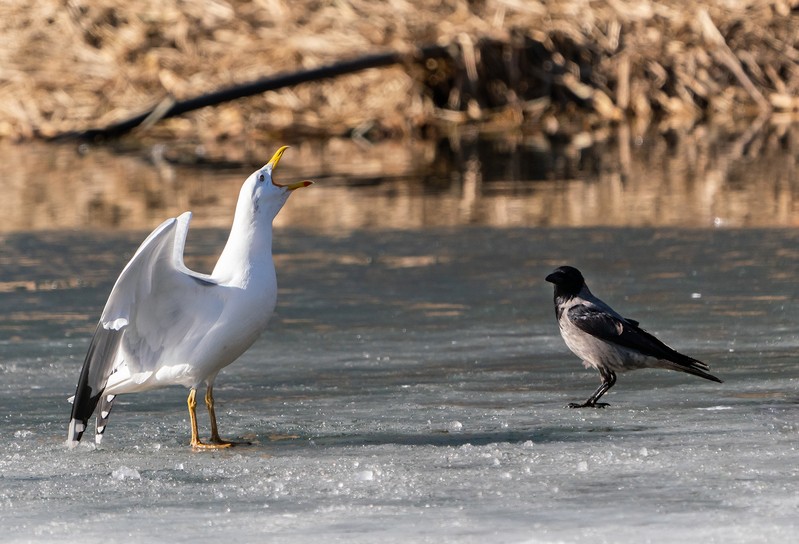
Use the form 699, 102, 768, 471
205, 385, 234, 446
187, 387, 232, 449
188, 388, 202, 447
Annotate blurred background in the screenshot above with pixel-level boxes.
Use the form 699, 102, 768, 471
0, 0, 798, 231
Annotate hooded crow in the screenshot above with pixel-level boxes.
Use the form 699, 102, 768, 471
545, 265, 721, 408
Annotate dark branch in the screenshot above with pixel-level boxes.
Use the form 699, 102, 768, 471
49, 44, 453, 142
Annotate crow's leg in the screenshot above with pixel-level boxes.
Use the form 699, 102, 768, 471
568, 368, 616, 408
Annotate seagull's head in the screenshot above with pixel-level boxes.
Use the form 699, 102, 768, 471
545, 265, 586, 296
244, 146, 313, 221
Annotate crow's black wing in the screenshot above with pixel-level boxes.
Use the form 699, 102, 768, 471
567, 303, 721, 382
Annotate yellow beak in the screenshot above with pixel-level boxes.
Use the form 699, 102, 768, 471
268, 146, 313, 190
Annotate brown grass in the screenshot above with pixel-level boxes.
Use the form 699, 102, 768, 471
1, 0, 798, 148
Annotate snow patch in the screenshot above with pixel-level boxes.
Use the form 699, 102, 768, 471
354, 470, 374, 482
111, 467, 141, 481
447, 421, 463, 432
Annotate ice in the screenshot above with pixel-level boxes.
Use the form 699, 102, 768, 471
111, 467, 141, 481
1, 227, 798, 542
354, 470, 374, 481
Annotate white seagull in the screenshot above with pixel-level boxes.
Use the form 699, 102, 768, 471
66, 146, 311, 449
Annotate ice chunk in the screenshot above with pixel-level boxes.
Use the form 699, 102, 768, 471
111, 467, 141, 481
355, 470, 374, 482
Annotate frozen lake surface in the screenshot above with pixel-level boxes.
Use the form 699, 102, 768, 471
1, 225, 798, 542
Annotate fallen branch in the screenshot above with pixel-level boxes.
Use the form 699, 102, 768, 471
50, 44, 452, 142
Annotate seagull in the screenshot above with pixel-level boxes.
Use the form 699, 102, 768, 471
545, 265, 721, 408
66, 146, 312, 448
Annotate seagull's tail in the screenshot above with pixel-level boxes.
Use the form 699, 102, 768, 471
66, 323, 123, 448
94, 394, 117, 444
660, 353, 723, 383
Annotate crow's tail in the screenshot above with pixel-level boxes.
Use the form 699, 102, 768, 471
662, 352, 722, 383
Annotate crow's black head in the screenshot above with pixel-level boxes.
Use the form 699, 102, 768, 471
545, 265, 586, 297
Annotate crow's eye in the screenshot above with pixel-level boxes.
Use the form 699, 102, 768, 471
258, 174, 265, 182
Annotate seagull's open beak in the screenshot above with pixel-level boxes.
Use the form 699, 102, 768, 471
268, 146, 314, 191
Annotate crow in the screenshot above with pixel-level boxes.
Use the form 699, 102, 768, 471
545, 265, 721, 408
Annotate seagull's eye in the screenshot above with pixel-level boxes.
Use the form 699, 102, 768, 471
258, 174, 265, 182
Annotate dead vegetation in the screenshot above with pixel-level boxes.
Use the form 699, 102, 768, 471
1, 0, 798, 150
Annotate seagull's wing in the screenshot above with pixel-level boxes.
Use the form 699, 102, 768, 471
106, 210, 226, 372
567, 302, 721, 381
67, 322, 125, 445
100, 212, 216, 327
67, 212, 224, 445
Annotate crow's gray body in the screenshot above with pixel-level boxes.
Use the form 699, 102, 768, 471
546, 266, 722, 408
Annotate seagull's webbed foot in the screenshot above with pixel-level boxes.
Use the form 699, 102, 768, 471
190, 435, 251, 450
208, 433, 252, 447
191, 438, 234, 450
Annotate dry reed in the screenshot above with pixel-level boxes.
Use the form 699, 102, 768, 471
1, 0, 797, 149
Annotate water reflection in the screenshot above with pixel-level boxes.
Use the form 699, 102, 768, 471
0, 122, 798, 232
